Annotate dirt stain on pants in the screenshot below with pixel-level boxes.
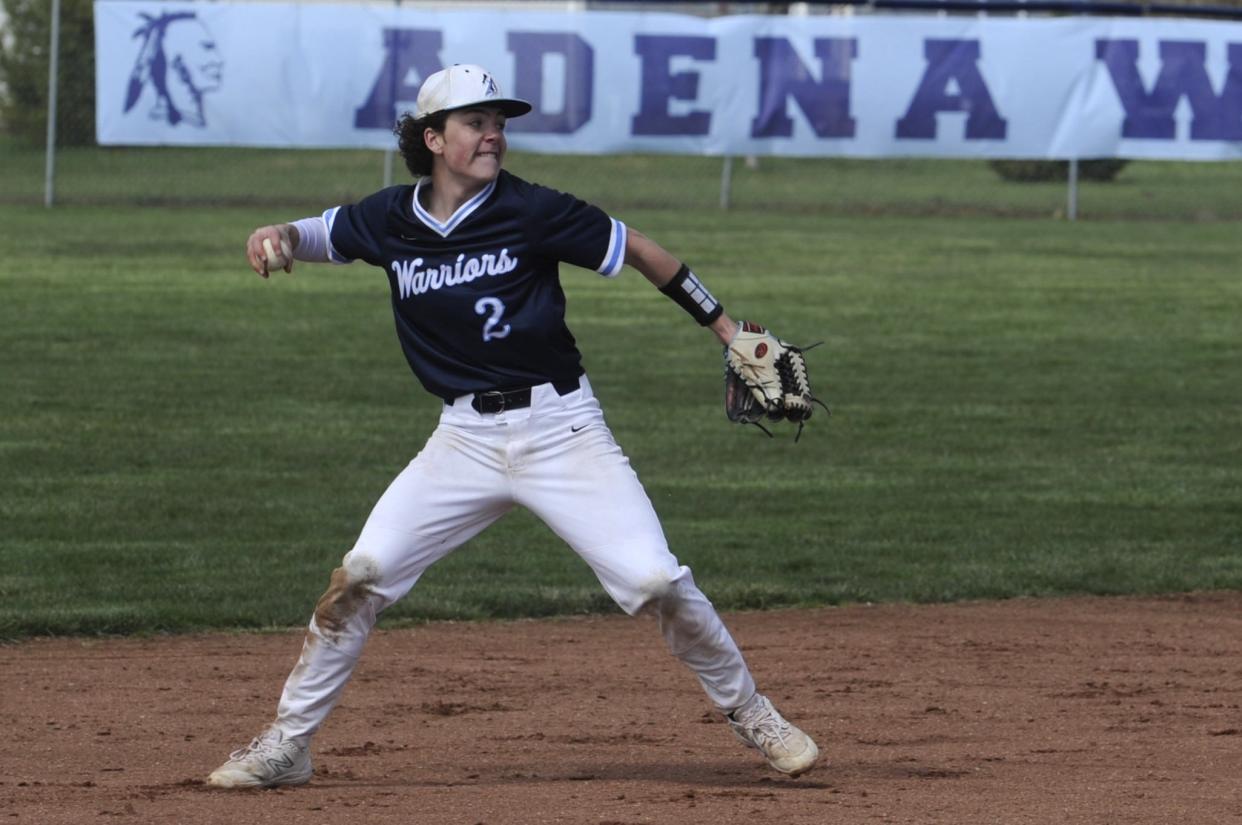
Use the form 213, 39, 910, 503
312, 553, 380, 641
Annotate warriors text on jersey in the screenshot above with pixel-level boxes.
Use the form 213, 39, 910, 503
324, 170, 628, 401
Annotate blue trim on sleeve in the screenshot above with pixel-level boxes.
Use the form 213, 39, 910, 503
599, 219, 627, 277
322, 206, 350, 264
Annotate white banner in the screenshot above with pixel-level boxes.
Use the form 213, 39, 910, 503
94, 1, 1242, 159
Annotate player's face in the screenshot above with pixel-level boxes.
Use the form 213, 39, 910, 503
432, 107, 508, 187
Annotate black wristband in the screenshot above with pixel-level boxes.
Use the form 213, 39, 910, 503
659, 264, 724, 326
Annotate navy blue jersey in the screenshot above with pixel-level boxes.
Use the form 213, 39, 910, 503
323, 170, 628, 401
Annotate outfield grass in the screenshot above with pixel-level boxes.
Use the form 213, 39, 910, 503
6, 135, 1242, 221
1, 150, 1240, 638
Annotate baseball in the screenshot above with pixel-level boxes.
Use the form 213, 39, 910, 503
262, 237, 293, 271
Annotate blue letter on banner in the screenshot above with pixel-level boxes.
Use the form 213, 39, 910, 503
631, 35, 716, 136
354, 29, 443, 129
1095, 39, 1242, 140
896, 39, 1007, 140
750, 37, 857, 138
509, 32, 594, 134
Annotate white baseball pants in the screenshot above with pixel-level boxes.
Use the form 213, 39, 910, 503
274, 376, 756, 738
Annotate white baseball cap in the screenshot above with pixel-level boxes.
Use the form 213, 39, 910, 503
414, 64, 532, 119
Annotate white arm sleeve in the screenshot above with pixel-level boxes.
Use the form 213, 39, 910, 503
290, 216, 330, 262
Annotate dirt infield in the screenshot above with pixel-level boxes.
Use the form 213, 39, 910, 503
4, 593, 1241, 824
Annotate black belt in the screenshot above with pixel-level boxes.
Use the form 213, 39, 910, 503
470, 377, 579, 413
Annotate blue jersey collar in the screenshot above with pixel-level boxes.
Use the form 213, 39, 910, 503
412, 177, 498, 238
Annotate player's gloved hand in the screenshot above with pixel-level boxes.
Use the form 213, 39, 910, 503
724, 321, 828, 441
246, 225, 295, 278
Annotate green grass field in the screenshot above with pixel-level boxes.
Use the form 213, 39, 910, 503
1, 147, 1239, 639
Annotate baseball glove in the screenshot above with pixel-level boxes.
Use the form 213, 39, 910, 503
724, 321, 828, 441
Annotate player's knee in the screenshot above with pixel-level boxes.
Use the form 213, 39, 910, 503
313, 552, 382, 636
342, 551, 380, 583
632, 567, 683, 613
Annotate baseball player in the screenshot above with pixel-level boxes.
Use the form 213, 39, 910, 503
207, 64, 818, 789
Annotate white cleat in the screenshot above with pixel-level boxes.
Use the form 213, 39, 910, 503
727, 693, 820, 777
206, 726, 313, 789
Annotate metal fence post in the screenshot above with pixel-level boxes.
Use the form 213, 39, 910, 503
1067, 157, 1079, 221
720, 156, 734, 210
44, 0, 62, 208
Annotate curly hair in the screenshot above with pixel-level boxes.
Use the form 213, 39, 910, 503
394, 111, 449, 178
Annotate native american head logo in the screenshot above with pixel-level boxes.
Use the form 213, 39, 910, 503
123, 11, 224, 127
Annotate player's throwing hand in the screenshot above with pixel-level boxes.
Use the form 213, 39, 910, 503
246, 225, 295, 277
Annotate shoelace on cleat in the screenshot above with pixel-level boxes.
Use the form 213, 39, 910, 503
228, 730, 284, 762
738, 700, 796, 750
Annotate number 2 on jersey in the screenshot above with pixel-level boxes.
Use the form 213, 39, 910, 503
474, 297, 511, 342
